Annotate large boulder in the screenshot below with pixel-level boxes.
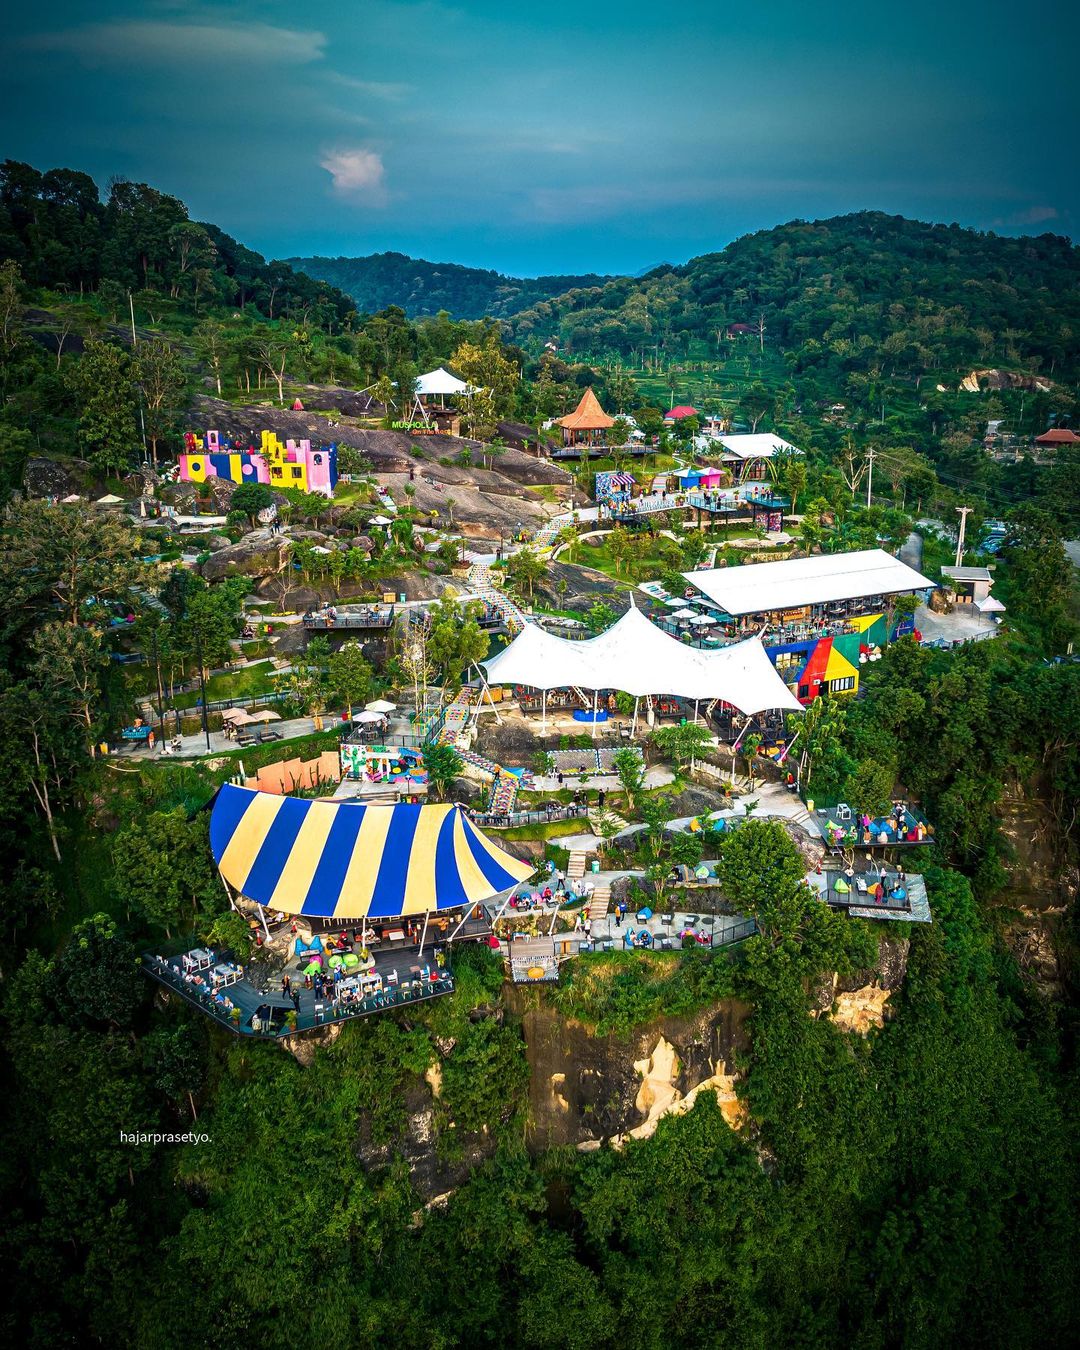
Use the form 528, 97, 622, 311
23, 456, 96, 498
200, 531, 291, 581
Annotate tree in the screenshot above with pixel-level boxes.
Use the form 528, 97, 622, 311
0, 500, 148, 634
328, 641, 373, 718
28, 620, 109, 748
740, 382, 772, 433
0, 680, 84, 860
612, 746, 645, 808
64, 338, 139, 472
651, 721, 713, 773
230, 481, 275, 527
424, 742, 463, 801
192, 318, 230, 396
845, 758, 894, 817
141, 1024, 206, 1120
113, 810, 221, 934
586, 600, 617, 634
131, 337, 185, 465
54, 914, 144, 1028
504, 547, 545, 600
250, 326, 295, 403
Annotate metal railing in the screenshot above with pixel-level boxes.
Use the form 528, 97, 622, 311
141, 956, 455, 1037
470, 802, 590, 829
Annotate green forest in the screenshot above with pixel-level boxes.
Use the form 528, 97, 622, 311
0, 157, 1078, 1350
285, 250, 612, 320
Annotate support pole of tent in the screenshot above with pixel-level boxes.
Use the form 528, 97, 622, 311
256, 902, 270, 942
417, 909, 431, 962
631, 696, 639, 739
547, 901, 560, 937
541, 687, 547, 736
591, 688, 598, 739
220, 876, 237, 912
693, 699, 699, 724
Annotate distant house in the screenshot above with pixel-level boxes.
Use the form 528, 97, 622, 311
940, 565, 1005, 619
664, 405, 700, 425
1034, 427, 1078, 448
726, 323, 755, 338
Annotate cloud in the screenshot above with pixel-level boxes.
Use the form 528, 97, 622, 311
23, 20, 326, 67
327, 72, 412, 100
990, 204, 1060, 227
320, 147, 387, 202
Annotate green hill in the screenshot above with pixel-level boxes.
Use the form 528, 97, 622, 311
508, 212, 1080, 389
284, 250, 612, 319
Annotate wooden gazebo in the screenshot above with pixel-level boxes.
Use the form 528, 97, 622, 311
558, 387, 615, 447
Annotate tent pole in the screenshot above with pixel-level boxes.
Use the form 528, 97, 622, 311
257, 903, 270, 942
693, 699, 699, 724
591, 688, 598, 739
220, 876, 237, 911
418, 909, 431, 961
631, 696, 639, 739
541, 687, 547, 736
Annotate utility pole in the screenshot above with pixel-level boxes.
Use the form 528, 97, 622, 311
955, 505, 973, 567
194, 627, 212, 752
865, 448, 875, 508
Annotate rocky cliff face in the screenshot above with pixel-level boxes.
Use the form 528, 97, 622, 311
507, 989, 751, 1150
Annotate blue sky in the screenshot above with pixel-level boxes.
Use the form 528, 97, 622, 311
1, 0, 1076, 276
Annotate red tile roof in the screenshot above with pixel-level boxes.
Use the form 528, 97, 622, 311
1034, 427, 1078, 444
665, 405, 699, 420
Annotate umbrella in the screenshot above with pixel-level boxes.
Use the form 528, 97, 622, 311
690, 614, 717, 626
671, 607, 699, 620
365, 699, 396, 714
664, 596, 687, 608
221, 708, 249, 723
352, 709, 384, 724
370, 515, 392, 526
248, 709, 281, 723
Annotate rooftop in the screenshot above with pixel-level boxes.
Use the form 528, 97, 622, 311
684, 548, 934, 617
559, 387, 615, 431
941, 565, 992, 582
716, 433, 800, 460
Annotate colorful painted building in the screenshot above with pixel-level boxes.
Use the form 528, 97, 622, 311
179, 430, 338, 497
682, 549, 932, 703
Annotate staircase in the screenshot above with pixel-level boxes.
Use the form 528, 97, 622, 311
488, 770, 520, 815
567, 850, 587, 884
466, 562, 531, 635
588, 806, 630, 835
587, 881, 611, 923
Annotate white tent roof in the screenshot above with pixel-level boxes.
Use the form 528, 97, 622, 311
684, 548, 934, 617
415, 367, 469, 397
715, 433, 800, 461
480, 603, 801, 713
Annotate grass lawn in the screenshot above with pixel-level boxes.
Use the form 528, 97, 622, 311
498, 819, 587, 842
169, 661, 278, 709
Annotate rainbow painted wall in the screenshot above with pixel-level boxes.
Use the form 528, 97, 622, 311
179, 430, 338, 497
765, 612, 912, 703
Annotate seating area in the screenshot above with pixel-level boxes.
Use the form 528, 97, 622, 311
817, 801, 932, 849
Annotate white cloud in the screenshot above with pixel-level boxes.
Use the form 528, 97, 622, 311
23, 21, 326, 67
320, 147, 387, 202
990, 204, 1060, 228
327, 72, 412, 100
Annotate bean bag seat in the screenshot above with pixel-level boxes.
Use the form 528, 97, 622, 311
328, 954, 344, 969
343, 952, 360, 970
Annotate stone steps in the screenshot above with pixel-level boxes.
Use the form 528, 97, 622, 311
566, 850, 587, 880
587, 883, 611, 922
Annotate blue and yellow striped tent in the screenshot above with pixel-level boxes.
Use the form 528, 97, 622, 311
209, 784, 534, 919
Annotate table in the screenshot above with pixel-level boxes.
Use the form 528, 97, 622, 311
212, 962, 241, 987
384, 927, 406, 944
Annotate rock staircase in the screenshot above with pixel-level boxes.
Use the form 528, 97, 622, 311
588, 806, 630, 835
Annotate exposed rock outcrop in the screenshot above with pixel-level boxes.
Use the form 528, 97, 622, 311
200, 530, 291, 581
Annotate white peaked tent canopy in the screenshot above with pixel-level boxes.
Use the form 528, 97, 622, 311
415, 367, 470, 397
480, 602, 800, 715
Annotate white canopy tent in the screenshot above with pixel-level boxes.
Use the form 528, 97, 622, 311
415, 367, 470, 397
480, 601, 801, 734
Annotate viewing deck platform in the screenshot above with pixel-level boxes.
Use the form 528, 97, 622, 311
303, 605, 395, 631
809, 869, 932, 923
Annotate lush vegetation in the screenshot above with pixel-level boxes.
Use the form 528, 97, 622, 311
285, 249, 611, 320
0, 165, 1078, 1349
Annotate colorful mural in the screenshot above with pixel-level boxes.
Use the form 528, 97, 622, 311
764, 612, 913, 703
179, 430, 338, 497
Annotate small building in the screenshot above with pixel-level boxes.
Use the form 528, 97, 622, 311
714, 433, 800, 483
664, 404, 699, 425
558, 387, 615, 447
1034, 427, 1078, 449
940, 565, 1006, 622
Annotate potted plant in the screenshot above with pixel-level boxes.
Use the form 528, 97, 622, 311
285, 1009, 298, 1031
